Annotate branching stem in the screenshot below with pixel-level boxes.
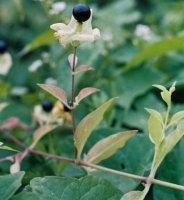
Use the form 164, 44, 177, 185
1, 130, 184, 192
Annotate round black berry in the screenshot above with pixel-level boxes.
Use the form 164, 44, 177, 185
0, 40, 7, 54
63, 103, 70, 112
72, 4, 91, 23
42, 100, 53, 112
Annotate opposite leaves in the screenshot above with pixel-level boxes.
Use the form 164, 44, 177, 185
84, 130, 137, 164
74, 98, 117, 160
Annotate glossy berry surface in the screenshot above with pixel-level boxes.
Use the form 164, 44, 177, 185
72, 4, 91, 23
42, 100, 53, 112
0, 40, 7, 54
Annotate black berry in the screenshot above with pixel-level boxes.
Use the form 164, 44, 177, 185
0, 40, 7, 54
72, 4, 91, 23
63, 103, 70, 112
42, 100, 53, 112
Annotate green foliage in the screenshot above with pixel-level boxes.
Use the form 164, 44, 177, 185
0, 172, 25, 200
75, 98, 116, 160
12, 176, 123, 200
1, 0, 184, 199
84, 130, 137, 164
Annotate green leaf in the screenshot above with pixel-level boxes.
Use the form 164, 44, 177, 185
154, 123, 184, 168
20, 29, 54, 55
169, 111, 184, 126
153, 84, 171, 106
121, 191, 143, 200
148, 115, 164, 145
0, 172, 25, 200
88, 130, 152, 193
13, 176, 122, 200
0, 145, 18, 152
153, 136, 184, 200
124, 35, 184, 71
74, 98, 116, 160
84, 130, 137, 164
145, 108, 163, 124
37, 84, 68, 108
31, 125, 58, 148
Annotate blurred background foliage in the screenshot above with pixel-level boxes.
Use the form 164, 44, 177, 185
0, 0, 184, 199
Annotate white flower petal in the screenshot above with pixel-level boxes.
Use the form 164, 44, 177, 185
50, 23, 67, 31
50, 9, 100, 47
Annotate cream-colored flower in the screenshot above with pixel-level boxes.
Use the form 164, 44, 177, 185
0, 53, 12, 75
50, 10, 100, 47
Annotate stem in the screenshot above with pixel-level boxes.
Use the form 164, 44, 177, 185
70, 47, 77, 158
2, 130, 184, 192
26, 150, 184, 191
164, 105, 171, 127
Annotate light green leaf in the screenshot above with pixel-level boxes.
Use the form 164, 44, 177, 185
0, 172, 25, 200
148, 115, 164, 145
124, 35, 184, 71
74, 98, 116, 160
169, 111, 184, 126
12, 176, 122, 200
31, 125, 58, 148
37, 84, 68, 107
145, 108, 163, 124
20, 29, 54, 55
153, 84, 171, 106
84, 130, 137, 164
154, 123, 184, 168
0, 145, 18, 152
153, 137, 184, 200
121, 191, 143, 200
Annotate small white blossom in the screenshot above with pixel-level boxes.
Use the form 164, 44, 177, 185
135, 24, 152, 41
50, 10, 100, 47
28, 59, 43, 72
0, 53, 12, 75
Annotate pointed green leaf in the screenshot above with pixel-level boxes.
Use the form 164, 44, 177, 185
121, 191, 143, 200
154, 123, 184, 167
124, 35, 184, 71
0, 145, 18, 152
0, 172, 25, 200
169, 111, 184, 126
37, 84, 68, 107
75, 98, 117, 159
145, 108, 163, 124
153, 85, 171, 106
31, 125, 58, 148
20, 29, 54, 56
148, 115, 164, 145
84, 130, 137, 164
